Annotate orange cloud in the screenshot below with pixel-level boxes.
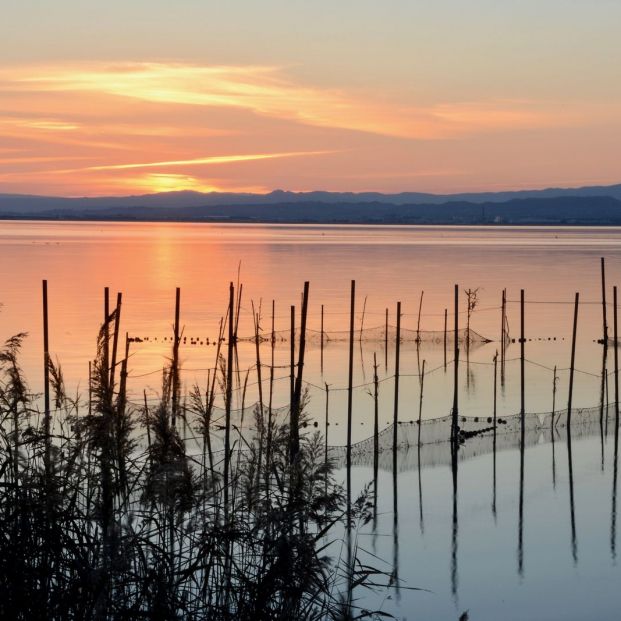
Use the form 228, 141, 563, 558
0, 61, 619, 196
0, 62, 588, 140
80, 150, 334, 172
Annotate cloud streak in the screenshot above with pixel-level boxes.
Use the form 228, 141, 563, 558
81, 150, 334, 172
0, 61, 619, 196
0, 62, 585, 140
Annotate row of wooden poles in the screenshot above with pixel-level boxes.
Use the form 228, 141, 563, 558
39, 257, 618, 469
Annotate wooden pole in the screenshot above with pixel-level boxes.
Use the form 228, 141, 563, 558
518, 291, 525, 576
171, 287, 180, 426
615, 286, 619, 426
385, 307, 389, 370
492, 351, 498, 518
234, 283, 243, 341
109, 292, 122, 395
360, 295, 367, 342
292, 282, 310, 464
416, 290, 424, 343
417, 359, 426, 447
493, 351, 498, 427
443, 307, 448, 370
392, 301, 401, 452
324, 383, 330, 470
520, 289, 525, 416
252, 302, 264, 482
224, 282, 234, 515
103, 287, 110, 394
290, 305, 295, 413
567, 292, 579, 428
373, 353, 379, 460
267, 301, 275, 479
452, 285, 459, 443
500, 289, 505, 363
143, 390, 152, 468
42, 280, 51, 478
552, 365, 557, 489
613, 286, 619, 560
500, 289, 507, 386
320, 303, 324, 374
347, 280, 356, 468
88, 360, 92, 417
602, 257, 609, 344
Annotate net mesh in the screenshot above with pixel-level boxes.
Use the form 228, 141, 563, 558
237, 324, 491, 347
328, 403, 613, 471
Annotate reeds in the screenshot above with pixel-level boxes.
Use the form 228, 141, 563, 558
0, 288, 392, 620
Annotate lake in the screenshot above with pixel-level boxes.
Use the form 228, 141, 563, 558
1, 220, 621, 619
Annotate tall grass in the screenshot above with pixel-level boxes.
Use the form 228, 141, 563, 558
0, 316, 391, 619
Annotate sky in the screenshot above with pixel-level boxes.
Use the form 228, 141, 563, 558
1, 0, 620, 196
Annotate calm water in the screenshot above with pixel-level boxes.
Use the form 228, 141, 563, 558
1, 220, 621, 618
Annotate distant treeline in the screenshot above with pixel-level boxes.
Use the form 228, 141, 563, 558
3, 195, 621, 225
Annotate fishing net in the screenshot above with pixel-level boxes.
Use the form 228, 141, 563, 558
237, 324, 491, 348
328, 402, 613, 472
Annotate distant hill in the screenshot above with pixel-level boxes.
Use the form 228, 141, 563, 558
2, 184, 621, 224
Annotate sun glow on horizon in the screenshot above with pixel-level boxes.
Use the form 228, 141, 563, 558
123, 173, 269, 195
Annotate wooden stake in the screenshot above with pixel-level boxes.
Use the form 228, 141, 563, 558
567, 292, 579, 428
292, 282, 310, 464
143, 390, 152, 467
501, 288, 507, 384
385, 307, 389, 370
520, 289, 525, 416
416, 290, 424, 343
109, 292, 122, 395
266, 301, 275, 484
452, 285, 459, 442
418, 359, 426, 447
443, 307, 448, 370
252, 301, 264, 482
373, 353, 379, 460
493, 351, 498, 427
224, 282, 234, 514
492, 351, 498, 518
290, 305, 295, 412
392, 301, 401, 452
320, 303, 324, 374
602, 257, 608, 344
103, 287, 110, 394
360, 294, 367, 342
615, 286, 619, 426
518, 290, 526, 576
171, 287, 180, 426
347, 280, 356, 467
42, 280, 51, 478
324, 382, 330, 469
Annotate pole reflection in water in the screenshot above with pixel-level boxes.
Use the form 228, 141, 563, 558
451, 440, 459, 599
418, 359, 426, 534
612, 285, 619, 561
393, 449, 400, 602
518, 289, 525, 577
600, 343, 608, 472
612, 401, 619, 562
492, 351, 498, 521
552, 366, 558, 491
567, 427, 578, 564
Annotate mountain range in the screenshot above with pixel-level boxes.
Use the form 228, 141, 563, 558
3, 183, 621, 224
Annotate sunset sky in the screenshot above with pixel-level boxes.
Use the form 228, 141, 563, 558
1, 0, 620, 196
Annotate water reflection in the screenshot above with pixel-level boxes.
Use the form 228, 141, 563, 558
567, 427, 578, 564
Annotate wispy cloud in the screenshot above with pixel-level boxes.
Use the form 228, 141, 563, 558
80, 150, 334, 172
0, 62, 584, 140
0, 61, 618, 195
